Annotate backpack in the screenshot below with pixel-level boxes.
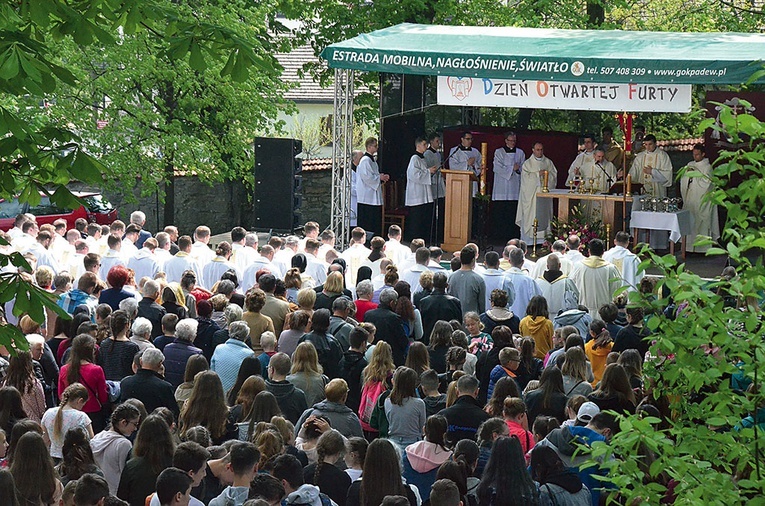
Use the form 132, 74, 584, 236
370, 390, 391, 437
358, 380, 386, 429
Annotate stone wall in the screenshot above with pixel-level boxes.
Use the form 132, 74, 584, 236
96, 169, 333, 235
301, 169, 332, 229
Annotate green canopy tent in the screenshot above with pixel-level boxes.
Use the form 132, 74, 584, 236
320, 23, 765, 244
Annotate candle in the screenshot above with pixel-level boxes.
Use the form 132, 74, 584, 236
480, 142, 488, 195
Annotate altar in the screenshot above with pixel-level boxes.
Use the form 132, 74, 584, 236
537, 189, 634, 234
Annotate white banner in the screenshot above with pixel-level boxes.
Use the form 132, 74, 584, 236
437, 76, 692, 113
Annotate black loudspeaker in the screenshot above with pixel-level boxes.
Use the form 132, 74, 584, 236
253, 137, 303, 232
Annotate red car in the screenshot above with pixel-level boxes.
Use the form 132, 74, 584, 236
0, 191, 118, 231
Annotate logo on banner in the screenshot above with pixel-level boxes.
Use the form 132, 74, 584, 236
446, 77, 473, 101
571, 61, 585, 77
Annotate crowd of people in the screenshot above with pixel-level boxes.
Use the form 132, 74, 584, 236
0, 210, 732, 506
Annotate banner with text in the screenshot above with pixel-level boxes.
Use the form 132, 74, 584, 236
437, 76, 692, 113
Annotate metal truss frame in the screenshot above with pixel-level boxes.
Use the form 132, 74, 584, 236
330, 68, 355, 250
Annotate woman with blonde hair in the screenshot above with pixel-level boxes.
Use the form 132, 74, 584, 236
41, 383, 91, 461
287, 342, 328, 407
296, 287, 317, 314
3, 351, 46, 423
179, 370, 238, 444
561, 347, 594, 397
315, 271, 346, 311
358, 341, 394, 436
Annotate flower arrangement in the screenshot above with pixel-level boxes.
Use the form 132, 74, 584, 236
544, 205, 605, 255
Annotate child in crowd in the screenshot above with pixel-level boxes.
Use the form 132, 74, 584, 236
465, 312, 492, 356
487, 347, 520, 400
361, 322, 377, 362
420, 369, 447, 417
344, 437, 368, 483
258, 332, 278, 379
562, 395, 588, 427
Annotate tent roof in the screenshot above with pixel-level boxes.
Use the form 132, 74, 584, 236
321, 23, 765, 84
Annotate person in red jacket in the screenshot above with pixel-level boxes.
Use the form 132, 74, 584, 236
58, 334, 108, 432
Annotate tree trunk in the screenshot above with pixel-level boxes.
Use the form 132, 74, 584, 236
164, 159, 175, 226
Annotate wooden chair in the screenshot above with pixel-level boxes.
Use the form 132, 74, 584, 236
381, 180, 407, 235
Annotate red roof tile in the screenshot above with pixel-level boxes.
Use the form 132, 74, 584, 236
301, 157, 332, 171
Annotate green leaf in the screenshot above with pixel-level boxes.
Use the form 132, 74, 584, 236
0, 49, 20, 79
188, 40, 206, 71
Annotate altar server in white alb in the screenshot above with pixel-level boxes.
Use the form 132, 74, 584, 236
356, 137, 389, 235
447, 131, 482, 195
517, 142, 557, 244
492, 131, 525, 241
603, 231, 643, 290
405, 137, 437, 241
424, 133, 445, 242
680, 143, 719, 253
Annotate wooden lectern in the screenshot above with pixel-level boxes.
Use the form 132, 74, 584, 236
441, 169, 477, 252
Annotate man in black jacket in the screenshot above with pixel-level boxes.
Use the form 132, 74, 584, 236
339, 326, 369, 413
363, 288, 409, 367
437, 375, 490, 446
119, 348, 179, 417
419, 271, 462, 344
266, 353, 308, 424
136, 279, 166, 338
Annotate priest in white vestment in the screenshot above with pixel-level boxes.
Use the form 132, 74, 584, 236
680, 144, 719, 253
516, 142, 557, 244
569, 239, 622, 319
629, 134, 674, 249
629, 134, 673, 198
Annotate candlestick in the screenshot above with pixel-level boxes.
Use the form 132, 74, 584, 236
532, 218, 539, 257
541, 170, 549, 193
625, 174, 632, 196
606, 223, 611, 245
480, 142, 488, 195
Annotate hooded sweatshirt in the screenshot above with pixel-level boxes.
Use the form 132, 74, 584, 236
480, 307, 520, 334
541, 425, 608, 506
266, 379, 308, 424
295, 400, 364, 438
584, 338, 613, 385
519, 315, 554, 359
89, 429, 132, 494
553, 309, 592, 340
209, 485, 249, 506
402, 440, 453, 501
285, 483, 336, 506
539, 425, 606, 469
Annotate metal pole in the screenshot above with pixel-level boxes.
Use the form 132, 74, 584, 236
330, 68, 355, 250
